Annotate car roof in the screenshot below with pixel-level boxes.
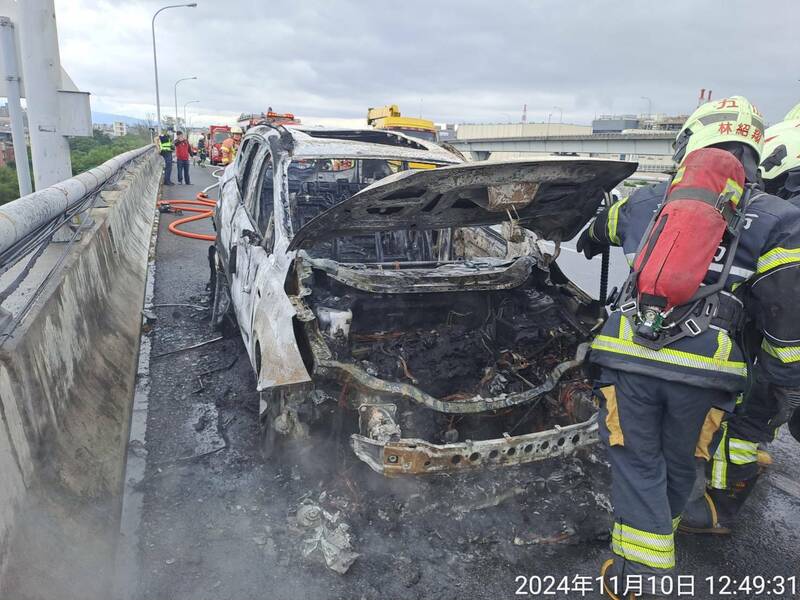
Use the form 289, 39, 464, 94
244, 125, 462, 164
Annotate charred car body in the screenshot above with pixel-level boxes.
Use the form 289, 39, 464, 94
210, 125, 636, 475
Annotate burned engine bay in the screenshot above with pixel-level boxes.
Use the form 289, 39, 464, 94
288, 252, 603, 475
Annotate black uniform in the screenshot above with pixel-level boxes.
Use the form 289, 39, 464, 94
705, 189, 800, 490
585, 180, 800, 578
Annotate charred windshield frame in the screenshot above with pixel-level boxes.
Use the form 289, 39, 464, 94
285, 157, 451, 263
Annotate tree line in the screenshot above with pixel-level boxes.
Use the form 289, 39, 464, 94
0, 125, 153, 205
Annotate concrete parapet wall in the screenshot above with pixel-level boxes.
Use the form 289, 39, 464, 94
0, 147, 161, 598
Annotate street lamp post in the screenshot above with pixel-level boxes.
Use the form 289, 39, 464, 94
174, 76, 197, 131
151, 3, 197, 133
184, 100, 199, 132
553, 105, 563, 124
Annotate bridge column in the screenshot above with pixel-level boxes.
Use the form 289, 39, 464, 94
17, 0, 73, 189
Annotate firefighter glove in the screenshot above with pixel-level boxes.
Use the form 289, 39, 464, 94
576, 226, 605, 260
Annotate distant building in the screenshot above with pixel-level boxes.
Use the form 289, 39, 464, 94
638, 114, 687, 132
592, 115, 640, 133
93, 121, 129, 137
437, 123, 457, 142
0, 141, 15, 168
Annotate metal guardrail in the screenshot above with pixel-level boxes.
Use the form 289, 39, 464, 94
0, 144, 155, 258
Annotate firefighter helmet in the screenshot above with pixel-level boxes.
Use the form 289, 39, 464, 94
673, 96, 765, 164
231, 126, 243, 134
784, 102, 800, 122
760, 119, 800, 188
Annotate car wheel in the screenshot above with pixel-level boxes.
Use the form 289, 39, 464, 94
210, 266, 236, 333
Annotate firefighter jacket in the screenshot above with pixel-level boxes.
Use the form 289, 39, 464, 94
221, 137, 236, 165
587, 181, 800, 394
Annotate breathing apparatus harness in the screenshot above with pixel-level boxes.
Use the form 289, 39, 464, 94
612, 154, 755, 352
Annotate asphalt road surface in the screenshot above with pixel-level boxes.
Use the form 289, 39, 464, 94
125, 163, 800, 600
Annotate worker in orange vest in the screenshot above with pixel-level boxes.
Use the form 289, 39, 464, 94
221, 126, 243, 166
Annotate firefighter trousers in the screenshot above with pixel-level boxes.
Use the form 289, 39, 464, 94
706, 370, 784, 489
597, 368, 731, 578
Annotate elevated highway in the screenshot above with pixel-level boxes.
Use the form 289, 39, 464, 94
450, 131, 676, 164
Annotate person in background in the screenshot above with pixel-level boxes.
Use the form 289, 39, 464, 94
174, 131, 194, 185
159, 133, 174, 186
680, 110, 800, 535
196, 134, 207, 166
221, 126, 243, 166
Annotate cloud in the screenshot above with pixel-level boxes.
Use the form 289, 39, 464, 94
53, 0, 800, 127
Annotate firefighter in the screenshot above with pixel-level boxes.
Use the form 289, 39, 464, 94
680, 115, 800, 535
221, 126, 243, 166
575, 96, 800, 599
159, 133, 174, 185
783, 101, 800, 122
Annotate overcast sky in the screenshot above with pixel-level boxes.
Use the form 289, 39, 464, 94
51, 0, 800, 128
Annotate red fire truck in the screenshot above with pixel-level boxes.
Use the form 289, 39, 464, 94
237, 111, 301, 131
208, 125, 232, 165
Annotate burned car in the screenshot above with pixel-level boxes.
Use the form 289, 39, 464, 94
210, 125, 636, 475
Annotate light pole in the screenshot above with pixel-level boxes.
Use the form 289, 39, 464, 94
553, 105, 563, 124
174, 76, 197, 131
184, 100, 199, 132
151, 3, 197, 133
641, 96, 652, 118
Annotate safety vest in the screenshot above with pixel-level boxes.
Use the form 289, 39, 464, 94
159, 139, 173, 152
589, 181, 800, 394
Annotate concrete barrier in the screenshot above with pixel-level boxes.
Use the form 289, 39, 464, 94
0, 147, 161, 599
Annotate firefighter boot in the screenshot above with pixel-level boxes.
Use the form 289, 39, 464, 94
600, 560, 668, 599
600, 558, 636, 600
678, 475, 760, 535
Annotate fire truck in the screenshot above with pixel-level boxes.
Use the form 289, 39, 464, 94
236, 110, 301, 132
208, 125, 232, 165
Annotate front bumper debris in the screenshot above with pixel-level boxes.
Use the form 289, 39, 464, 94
350, 414, 599, 476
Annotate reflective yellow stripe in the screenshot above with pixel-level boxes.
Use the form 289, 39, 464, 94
711, 423, 728, 489
591, 335, 747, 376
757, 247, 800, 273
619, 315, 634, 340
761, 339, 800, 363
729, 437, 758, 465
672, 516, 681, 533
611, 523, 675, 570
723, 178, 744, 207
612, 523, 673, 551
607, 197, 628, 245
612, 541, 675, 569
714, 330, 733, 361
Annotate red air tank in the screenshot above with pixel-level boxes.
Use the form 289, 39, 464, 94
633, 147, 745, 311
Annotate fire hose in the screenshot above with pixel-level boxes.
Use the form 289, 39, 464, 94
157, 169, 223, 241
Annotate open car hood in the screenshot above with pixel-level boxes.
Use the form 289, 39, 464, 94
288, 157, 637, 250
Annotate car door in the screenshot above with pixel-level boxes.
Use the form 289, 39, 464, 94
226, 138, 264, 345
234, 143, 272, 347
246, 150, 313, 390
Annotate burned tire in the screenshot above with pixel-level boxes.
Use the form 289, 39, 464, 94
259, 389, 284, 459
210, 263, 236, 334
